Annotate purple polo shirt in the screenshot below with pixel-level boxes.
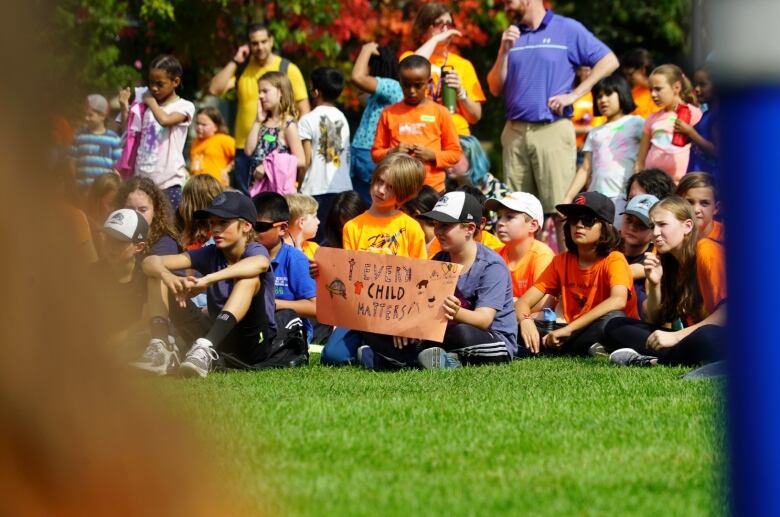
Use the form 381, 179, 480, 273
504, 10, 611, 123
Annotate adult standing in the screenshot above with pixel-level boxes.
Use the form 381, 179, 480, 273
209, 24, 310, 194
487, 0, 618, 246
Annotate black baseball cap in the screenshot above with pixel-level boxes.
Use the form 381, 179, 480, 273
419, 191, 482, 224
556, 191, 615, 224
194, 191, 257, 224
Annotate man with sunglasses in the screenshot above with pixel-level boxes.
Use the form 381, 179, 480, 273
487, 0, 619, 248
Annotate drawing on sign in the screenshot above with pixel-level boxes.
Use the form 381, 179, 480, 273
326, 278, 347, 299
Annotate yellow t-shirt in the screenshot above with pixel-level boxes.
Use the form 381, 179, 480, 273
498, 239, 555, 298
427, 230, 503, 258
301, 240, 319, 261
400, 51, 486, 137
343, 211, 427, 259
190, 133, 235, 186
234, 55, 308, 149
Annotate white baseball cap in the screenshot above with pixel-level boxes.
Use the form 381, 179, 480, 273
102, 209, 149, 242
485, 192, 544, 228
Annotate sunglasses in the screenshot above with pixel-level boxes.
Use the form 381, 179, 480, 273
566, 213, 600, 228
253, 220, 285, 233
431, 20, 454, 30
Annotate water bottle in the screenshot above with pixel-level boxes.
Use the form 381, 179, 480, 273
541, 308, 557, 332
671, 103, 692, 146
440, 65, 457, 113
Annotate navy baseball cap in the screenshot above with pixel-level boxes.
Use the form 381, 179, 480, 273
194, 191, 257, 224
556, 191, 615, 224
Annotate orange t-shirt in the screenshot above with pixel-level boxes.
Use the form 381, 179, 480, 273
631, 85, 659, 120
190, 133, 236, 186
343, 211, 427, 259
706, 220, 725, 245
534, 251, 639, 322
499, 239, 555, 298
371, 100, 461, 192
427, 230, 502, 258
399, 51, 486, 137
683, 237, 727, 327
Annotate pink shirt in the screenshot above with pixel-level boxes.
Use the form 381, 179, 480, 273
643, 104, 702, 183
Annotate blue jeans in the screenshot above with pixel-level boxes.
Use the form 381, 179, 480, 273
350, 147, 374, 205
320, 327, 364, 366
232, 149, 251, 195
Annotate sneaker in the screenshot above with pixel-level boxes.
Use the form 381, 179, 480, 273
609, 348, 657, 367
418, 347, 461, 369
356, 345, 375, 369
131, 338, 180, 376
588, 342, 609, 358
179, 339, 219, 378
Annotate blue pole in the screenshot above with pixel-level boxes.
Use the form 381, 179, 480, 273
715, 2, 780, 514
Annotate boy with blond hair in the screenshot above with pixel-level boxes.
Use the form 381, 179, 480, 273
284, 193, 320, 260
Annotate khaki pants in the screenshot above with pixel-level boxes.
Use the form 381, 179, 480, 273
501, 119, 576, 213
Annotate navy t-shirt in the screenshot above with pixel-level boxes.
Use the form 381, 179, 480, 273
187, 242, 276, 331
432, 243, 519, 356
150, 234, 180, 256
271, 242, 316, 338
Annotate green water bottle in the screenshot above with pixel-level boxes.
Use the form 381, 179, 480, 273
441, 65, 457, 113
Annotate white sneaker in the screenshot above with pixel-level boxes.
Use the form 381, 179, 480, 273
131, 338, 180, 376
179, 339, 219, 378
418, 347, 461, 369
609, 348, 657, 367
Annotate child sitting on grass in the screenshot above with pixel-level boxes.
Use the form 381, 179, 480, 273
485, 192, 554, 303
675, 172, 723, 244
253, 192, 317, 343
371, 55, 461, 192
358, 192, 517, 370
515, 192, 638, 357
319, 153, 426, 366
618, 194, 658, 320
135, 191, 273, 378
284, 193, 320, 259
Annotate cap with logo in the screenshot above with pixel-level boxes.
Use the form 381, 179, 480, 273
419, 191, 482, 224
102, 209, 149, 242
555, 191, 615, 224
194, 191, 257, 223
485, 191, 544, 228
620, 194, 659, 228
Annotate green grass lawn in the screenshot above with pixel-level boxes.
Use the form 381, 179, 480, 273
166, 356, 725, 516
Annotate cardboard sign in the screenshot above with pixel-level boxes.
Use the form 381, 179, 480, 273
314, 248, 463, 342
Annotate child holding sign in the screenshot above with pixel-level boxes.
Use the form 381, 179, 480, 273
358, 192, 517, 370
320, 153, 426, 365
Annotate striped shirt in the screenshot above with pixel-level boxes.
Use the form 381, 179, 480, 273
70, 129, 121, 186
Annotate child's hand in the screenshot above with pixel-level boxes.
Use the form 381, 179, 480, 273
142, 90, 157, 107
397, 142, 415, 155
646, 329, 681, 351
360, 42, 380, 56
118, 87, 131, 111
410, 145, 436, 163
162, 272, 195, 308
520, 319, 540, 354
393, 336, 419, 349
253, 163, 266, 181
542, 326, 572, 349
442, 70, 462, 93
309, 260, 320, 279
233, 44, 250, 64
442, 295, 461, 321
256, 98, 266, 123
673, 118, 693, 136
643, 252, 663, 286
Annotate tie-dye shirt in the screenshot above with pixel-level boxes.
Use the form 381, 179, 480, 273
582, 114, 644, 198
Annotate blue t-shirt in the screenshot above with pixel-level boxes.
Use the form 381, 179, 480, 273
687, 105, 719, 177
432, 243, 518, 357
352, 77, 403, 149
187, 242, 276, 332
150, 234, 180, 257
69, 129, 122, 186
504, 10, 611, 123
271, 242, 317, 338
